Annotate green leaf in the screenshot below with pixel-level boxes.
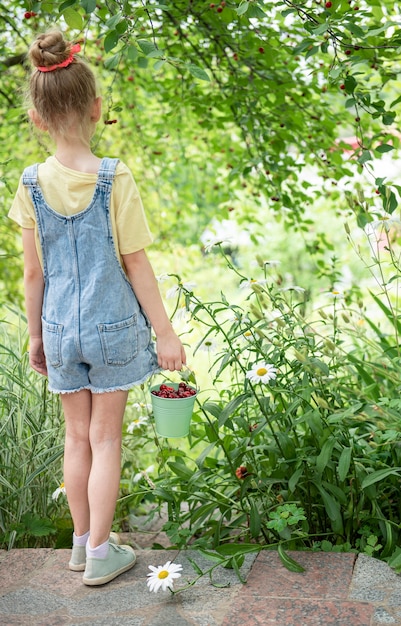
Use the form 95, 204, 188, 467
186, 556, 204, 575
104, 53, 121, 70
337, 446, 352, 482
218, 393, 250, 427
104, 31, 120, 53
316, 437, 336, 473
197, 548, 226, 563
62, 7, 83, 29
277, 544, 305, 573
153, 487, 175, 501
313, 23, 329, 36
80, 0, 96, 12
188, 64, 210, 81
203, 402, 222, 419
358, 150, 372, 164
387, 547, 401, 574
369, 290, 401, 334
236, 1, 249, 15
137, 40, 158, 56
250, 500, 261, 538
59, 0, 76, 12
375, 144, 394, 154
361, 468, 401, 489
385, 190, 398, 214
288, 467, 303, 493
316, 485, 342, 522
167, 461, 193, 480
215, 543, 259, 556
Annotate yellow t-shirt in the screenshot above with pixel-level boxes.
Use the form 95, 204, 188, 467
8, 156, 153, 267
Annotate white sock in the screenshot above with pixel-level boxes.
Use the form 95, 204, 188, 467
86, 538, 109, 560
73, 530, 90, 547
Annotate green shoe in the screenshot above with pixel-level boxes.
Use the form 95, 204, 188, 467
83, 543, 136, 586
69, 532, 121, 572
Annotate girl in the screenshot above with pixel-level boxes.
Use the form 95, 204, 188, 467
9, 30, 186, 586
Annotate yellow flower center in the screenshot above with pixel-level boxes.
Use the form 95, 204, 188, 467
256, 367, 267, 376
60, 482, 65, 488
158, 570, 169, 579
250, 279, 258, 283
332, 290, 340, 295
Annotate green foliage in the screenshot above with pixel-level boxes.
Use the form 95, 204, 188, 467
122, 220, 401, 570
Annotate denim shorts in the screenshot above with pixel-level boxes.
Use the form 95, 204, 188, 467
43, 312, 159, 394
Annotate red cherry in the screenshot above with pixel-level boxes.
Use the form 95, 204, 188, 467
325, 1, 332, 7
340, 84, 346, 90
24, 11, 32, 18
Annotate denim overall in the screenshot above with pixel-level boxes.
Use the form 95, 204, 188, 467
22, 157, 159, 394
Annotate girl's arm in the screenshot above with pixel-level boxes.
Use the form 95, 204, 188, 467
122, 249, 186, 371
22, 228, 47, 376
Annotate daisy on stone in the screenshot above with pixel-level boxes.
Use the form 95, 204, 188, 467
52, 482, 66, 501
147, 560, 183, 593
246, 362, 277, 384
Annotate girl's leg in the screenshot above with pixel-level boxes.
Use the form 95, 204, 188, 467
87, 390, 128, 548
61, 389, 92, 536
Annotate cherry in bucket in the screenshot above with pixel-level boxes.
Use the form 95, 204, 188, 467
152, 382, 196, 399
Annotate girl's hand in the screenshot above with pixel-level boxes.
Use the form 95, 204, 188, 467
156, 330, 186, 372
29, 336, 48, 376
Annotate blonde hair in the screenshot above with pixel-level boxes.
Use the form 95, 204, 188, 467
28, 30, 97, 136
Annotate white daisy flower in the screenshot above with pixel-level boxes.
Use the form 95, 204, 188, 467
127, 416, 148, 432
156, 274, 170, 283
203, 236, 234, 252
147, 561, 183, 592
280, 285, 305, 293
327, 289, 344, 299
52, 482, 66, 501
132, 402, 152, 413
246, 362, 277, 384
198, 338, 218, 352
240, 278, 268, 289
369, 212, 401, 232
173, 306, 190, 323
133, 465, 155, 484
166, 282, 197, 299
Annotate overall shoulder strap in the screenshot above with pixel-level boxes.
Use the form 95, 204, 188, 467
96, 157, 120, 189
22, 164, 39, 187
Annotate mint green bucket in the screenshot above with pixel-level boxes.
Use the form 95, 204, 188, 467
150, 383, 197, 438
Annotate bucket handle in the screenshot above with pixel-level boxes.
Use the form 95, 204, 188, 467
149, 364, 198, 392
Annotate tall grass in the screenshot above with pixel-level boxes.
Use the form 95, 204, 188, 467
0, 310, 65, 549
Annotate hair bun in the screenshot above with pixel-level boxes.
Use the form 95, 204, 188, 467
29, 30, 71, 69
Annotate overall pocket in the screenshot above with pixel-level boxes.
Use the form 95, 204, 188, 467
98, 314, 138, 366
42, 318, 63, 368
